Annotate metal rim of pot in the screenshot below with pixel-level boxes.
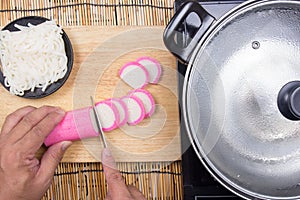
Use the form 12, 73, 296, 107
164, 0, 300, 199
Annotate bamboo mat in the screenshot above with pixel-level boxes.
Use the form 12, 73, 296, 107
0, 0, 174, 26
0, 1, 183, 199
44, 162, 182, 199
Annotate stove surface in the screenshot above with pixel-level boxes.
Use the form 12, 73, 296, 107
176, 0, 246, 199
179, 65, 241, 199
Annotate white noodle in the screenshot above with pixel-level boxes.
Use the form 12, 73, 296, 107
0, 20, 68, 96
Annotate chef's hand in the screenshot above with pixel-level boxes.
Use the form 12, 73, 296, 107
102, 148, 146, 200
0, 106, 72, 200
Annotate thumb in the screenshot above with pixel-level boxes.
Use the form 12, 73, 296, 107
38, 141, 72, 182
102, 148, 132, 199
102, 148, 118, 171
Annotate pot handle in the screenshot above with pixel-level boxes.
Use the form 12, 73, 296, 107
163, 0, 215, 63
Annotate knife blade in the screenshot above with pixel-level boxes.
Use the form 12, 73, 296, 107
90, 96, 108, 148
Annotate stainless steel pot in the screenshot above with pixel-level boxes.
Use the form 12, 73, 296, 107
164, 0, 300, 199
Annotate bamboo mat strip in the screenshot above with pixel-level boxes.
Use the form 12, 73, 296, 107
42, 161, 182, 200
0, 0, 174, 26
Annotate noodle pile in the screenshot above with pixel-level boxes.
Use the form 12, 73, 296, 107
0, 20, 68, 96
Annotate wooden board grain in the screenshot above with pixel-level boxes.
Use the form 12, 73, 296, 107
0, 26, 181, 162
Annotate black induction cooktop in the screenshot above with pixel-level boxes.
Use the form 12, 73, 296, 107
176, 1, 246, 199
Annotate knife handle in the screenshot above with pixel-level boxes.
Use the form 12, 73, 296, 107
44, 107, 98, 146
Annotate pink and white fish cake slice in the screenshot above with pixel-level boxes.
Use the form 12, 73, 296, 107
136, 57, 162, 84
128, 89, 155, 118
119, 62, 149, 89
95, 101, 120, 131
121, 95, 145, 125
106, 98, 128, 127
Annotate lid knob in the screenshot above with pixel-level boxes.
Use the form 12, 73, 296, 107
277, 81, 300, 120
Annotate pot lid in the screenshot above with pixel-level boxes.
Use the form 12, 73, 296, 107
183, 0, 300, 199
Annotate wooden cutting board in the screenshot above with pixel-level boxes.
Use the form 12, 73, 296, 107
0, 26, 181, 162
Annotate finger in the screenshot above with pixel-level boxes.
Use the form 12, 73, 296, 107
37, 141, 72, 183
104, 193, 112, 200
17, 107, 66, 152
102, 148, 118, 170
1, 106, 36, 135
127, 185, 146, 200
102, 148, 132, 199
9, 106, 62, 143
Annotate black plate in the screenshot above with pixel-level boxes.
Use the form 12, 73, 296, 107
0, 16, 73, 99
